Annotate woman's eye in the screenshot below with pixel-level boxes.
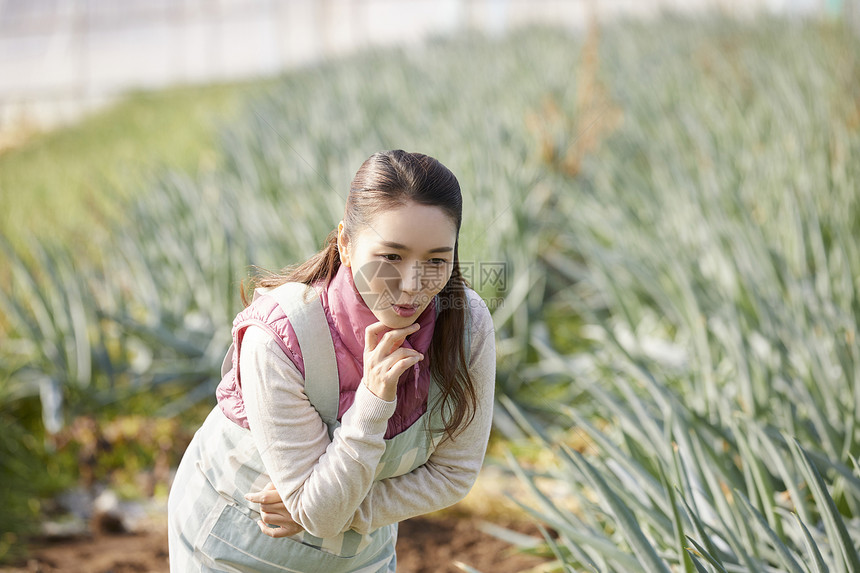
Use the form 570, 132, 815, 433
429, 258, 448, 265
380, 254, 401, 262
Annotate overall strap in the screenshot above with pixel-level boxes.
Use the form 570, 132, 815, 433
268, 282, 340, 428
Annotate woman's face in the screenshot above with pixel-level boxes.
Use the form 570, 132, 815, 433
338, 201, 457, 329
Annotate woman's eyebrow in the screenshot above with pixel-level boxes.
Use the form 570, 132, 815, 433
378, 241, 454, 254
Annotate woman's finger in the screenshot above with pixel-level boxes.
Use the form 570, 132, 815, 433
376, 347, 423, 375
388, 352, 424, 380
362, 322, 422, 400
260, 510, 297, 528
375, 324, 420, 357
378, 327, 417, 355
244, 487, 281, 505
260, 499, 286, 512
364, 322, 420, 357
257, 520, 301, 539
364, 322, 388, 354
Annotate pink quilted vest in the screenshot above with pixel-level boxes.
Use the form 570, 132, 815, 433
215, 264, 437, 439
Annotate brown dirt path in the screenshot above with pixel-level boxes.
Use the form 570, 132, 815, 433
1, 515, 547, 573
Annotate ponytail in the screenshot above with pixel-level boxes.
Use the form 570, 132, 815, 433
241, 229, 341, 306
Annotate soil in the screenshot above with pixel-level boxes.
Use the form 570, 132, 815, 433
2, 515, 548, 573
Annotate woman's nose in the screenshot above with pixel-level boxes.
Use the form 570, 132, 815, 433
401, 262, 423, 294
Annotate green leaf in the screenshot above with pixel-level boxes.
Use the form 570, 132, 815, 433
792, 513, 830, 573
684, 536, 728, 573
562, 445, 671, 573
661, 465, 695, 573
733, 490, 804, 573
791, 438, 860, 573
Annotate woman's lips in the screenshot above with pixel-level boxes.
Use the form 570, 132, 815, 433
392, 303, 419, 317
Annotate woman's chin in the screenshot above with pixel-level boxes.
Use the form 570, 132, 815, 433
377, 314, 416, 330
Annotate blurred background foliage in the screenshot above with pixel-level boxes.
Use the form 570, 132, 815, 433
2, 13, 860, 571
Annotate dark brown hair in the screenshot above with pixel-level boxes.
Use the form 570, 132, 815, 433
245, 150, 477, 441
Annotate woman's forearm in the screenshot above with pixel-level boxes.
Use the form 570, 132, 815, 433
241, 326, 396, 538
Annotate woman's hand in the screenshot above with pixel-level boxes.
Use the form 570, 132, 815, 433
244, 482, 304, 538
362, 322, 424, 401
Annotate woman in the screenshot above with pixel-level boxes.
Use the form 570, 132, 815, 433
167, 150, 497, 572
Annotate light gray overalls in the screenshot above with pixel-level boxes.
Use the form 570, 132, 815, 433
168, 282, 468, 572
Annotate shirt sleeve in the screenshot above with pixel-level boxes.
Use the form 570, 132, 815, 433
240, 324, 397, 539
345, 290, 497, 534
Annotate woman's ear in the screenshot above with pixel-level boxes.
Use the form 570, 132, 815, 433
336, 221, 351, 267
